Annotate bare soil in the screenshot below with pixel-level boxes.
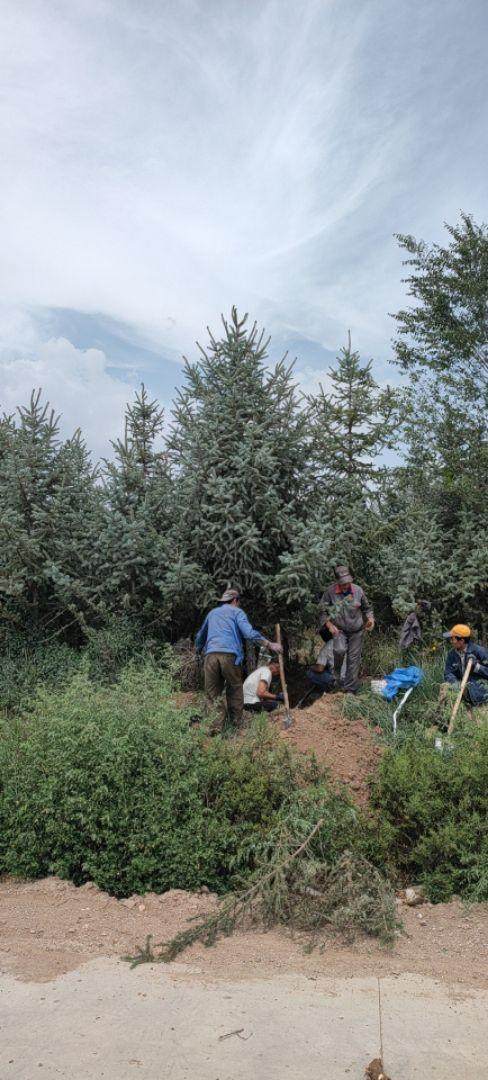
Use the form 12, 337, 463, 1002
1, 874, 487, 988
278, 692, 382, 806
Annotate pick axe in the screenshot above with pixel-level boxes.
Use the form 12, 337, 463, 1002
275, 623, 293, 729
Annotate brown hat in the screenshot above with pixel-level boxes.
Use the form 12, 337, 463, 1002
334, 565, 353, 584
219, 588, 241, 603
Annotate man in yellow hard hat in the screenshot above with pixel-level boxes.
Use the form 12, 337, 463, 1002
442, 624, 488, 707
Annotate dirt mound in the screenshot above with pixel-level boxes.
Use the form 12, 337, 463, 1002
278, 694, 382, 805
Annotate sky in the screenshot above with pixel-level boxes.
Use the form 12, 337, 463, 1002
1, 0, 487, 457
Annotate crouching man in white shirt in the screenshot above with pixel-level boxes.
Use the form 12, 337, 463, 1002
243, 658, 283, 714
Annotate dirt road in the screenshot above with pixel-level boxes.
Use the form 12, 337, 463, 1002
1, 880, 488, 1080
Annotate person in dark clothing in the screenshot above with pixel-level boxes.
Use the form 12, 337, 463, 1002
318, 565, 374, 694
195, 589, 282, 729
306, 640, 337, 692
442, 623, 488, 707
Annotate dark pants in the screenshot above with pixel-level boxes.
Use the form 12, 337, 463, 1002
466, 679, 488, 707
306, 668, 335, 690
333, 630, 364, 692
204, 652, 243, 728
244, 699, 280, 714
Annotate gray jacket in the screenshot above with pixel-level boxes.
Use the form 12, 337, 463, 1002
399, 611, 422, 650
319, 582, 373, 635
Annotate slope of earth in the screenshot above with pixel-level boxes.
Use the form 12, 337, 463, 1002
277, 693, 382, 805
1, 875, 487, 989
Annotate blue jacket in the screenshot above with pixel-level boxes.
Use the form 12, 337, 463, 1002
444, 642, 488, 684
195, 604, 264, 666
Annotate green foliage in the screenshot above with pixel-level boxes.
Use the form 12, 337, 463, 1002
0, 663, 362, 898
343, 641, 488, 902
127, 815, 397, 966
167, 307, 309, 620
307, 332, 399, 494
393, 212, 488, 396
275, 335, 401, 622
0, 632, 83, 714
0, 391, 103, 636
369, 726, 488, 901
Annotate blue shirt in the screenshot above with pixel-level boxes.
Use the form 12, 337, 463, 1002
195, 604, 264, 666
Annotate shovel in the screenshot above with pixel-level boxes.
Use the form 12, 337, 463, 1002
436, 656, 474, 751
275, 622, 293, 729
447, 657, 473, 736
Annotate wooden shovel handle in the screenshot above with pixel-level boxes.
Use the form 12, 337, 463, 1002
447, 657, 473, 735
275, 623, 290, 713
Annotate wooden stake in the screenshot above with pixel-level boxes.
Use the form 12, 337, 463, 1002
447, 657, 473, 736
275, 623, 292, 727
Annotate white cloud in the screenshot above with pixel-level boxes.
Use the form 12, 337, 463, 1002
0, 336, 136, 459
0, 0, 487, 434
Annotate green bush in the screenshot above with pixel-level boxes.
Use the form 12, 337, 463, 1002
0, 619, 162, 714
369, 726, 488, 901
0, 633, 82, 714
0, 662, 361, 898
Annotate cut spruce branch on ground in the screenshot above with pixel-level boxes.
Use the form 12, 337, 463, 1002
125, 822, 398, 967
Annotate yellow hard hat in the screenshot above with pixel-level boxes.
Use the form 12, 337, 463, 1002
449, 624, 471, 638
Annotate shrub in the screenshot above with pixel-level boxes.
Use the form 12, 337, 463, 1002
0, 662, 364, 899
0, 632, 82, 714
369, 726, 488, 900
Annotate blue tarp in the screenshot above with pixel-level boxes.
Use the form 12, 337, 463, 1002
381, 665, 423, 701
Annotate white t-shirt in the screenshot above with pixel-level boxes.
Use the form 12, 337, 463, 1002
243, 665, 272, 705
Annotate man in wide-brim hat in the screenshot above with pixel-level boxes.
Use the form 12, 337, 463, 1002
195, 588, 283, 730
318, 565, 374, 694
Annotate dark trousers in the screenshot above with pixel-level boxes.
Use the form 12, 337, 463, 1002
333, 630, 364, 692
244, 699, 280, 714
204, 652, 243, 727
306, 668, 335, 690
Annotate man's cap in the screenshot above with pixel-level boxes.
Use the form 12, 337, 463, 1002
334, 564, 353, 584
219, 588, 241, 603
443, 623, 471, 640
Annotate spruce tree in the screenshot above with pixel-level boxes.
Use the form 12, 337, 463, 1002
393, 212, 488, 397
168, 308, 309, 619
386, 386, 488, 630
100, 385, 172, 621
307, 333, 398, 495
100, 385, 211, 635
275, 336, 398, 622
0, 391, 101, 637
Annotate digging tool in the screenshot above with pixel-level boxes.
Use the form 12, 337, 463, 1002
447, 657, 473, 736
275, 622, 292, 729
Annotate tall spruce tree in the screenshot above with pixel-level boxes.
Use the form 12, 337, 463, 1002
0, 391, 101, 638
393, 213, 488, 397
101, 386, 171, 622
168, 308, 309, 620
275, 336, 399, 622
381, 386, 488, 630
100, 385, 211, 635
307, 333, 398, 495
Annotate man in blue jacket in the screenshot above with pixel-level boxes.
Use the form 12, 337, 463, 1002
443, 623, 488, 706
195, 589, 283, 730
